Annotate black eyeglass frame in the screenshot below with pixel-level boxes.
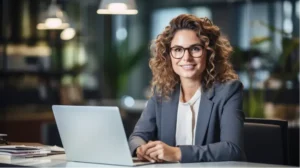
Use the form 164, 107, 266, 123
169, 44, 205, 59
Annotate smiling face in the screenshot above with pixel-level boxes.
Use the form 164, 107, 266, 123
170, 29, 207, 81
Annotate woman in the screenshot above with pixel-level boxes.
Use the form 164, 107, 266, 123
129, 14, 246, 163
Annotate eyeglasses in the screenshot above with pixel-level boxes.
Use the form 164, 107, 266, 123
170, 44, 204, 59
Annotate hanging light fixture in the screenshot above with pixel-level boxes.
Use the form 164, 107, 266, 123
97, 0, 138, 15
37, 0, 69, 30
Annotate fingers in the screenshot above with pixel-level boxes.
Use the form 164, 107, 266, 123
136, 146, 155, 163
140, 141, 159, 154
145, 144, 162, 155
158, 153, 164, 160
137, 153, 144, 161
143, 154, 155, 163
136, 148, 145, 161
136, 141, 165, 163
148, 149, 163, 162
145, 141, 164, 162
138, 153, 154, 162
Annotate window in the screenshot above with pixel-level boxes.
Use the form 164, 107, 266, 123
151, 7, 212, 39
239, 2, 270, 51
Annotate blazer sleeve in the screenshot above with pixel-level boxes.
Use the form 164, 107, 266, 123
128, 95, 157, 156
178, 80, 247, 162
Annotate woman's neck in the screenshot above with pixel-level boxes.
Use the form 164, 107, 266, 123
180, 78, 201, 103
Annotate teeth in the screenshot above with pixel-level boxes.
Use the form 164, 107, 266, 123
182, 65, 194, 70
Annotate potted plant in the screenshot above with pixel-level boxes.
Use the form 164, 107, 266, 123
103, 40, 147, 99
250, 21, 299, 120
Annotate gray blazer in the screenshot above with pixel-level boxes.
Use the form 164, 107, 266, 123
129, 80, 246, 163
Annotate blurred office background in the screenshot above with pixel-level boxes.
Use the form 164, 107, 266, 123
0, 0, 299, 166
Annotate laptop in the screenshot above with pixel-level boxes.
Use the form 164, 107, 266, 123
52, 105, 152, 166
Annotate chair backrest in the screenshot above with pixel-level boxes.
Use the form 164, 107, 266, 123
244, 118, 289, 165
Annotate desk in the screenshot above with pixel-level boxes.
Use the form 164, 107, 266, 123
0, 154, 294, 167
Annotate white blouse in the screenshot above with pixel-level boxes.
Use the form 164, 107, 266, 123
175, 87, 201, 146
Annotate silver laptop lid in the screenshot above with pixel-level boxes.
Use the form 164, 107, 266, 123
52, 105, 134, 166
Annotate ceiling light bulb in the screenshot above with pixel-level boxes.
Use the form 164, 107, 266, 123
108, 3, 128, 11
45, 18, 62, 29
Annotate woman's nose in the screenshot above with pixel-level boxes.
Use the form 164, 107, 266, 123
182, 49, 192, 61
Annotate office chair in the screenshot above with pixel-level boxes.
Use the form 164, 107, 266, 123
244, 118, 289, 165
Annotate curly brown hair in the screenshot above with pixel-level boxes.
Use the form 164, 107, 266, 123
149, 14, 238, 99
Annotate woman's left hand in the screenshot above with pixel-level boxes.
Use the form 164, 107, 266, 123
143, 141, 181, 162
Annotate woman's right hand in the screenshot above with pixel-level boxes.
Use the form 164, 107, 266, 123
136, 145, 155, 162
136, 143, 163, 163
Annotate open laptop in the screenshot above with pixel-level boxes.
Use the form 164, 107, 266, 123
52, 105, 152, 166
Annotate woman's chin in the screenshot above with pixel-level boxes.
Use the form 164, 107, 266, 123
179, 73, 200, 80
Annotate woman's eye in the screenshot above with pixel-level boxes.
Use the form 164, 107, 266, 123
192, 46, 201, 52
175, 48, 183, 52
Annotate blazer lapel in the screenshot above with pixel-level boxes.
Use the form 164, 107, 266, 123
161, 85, 180, 146
195, 85, 215, 145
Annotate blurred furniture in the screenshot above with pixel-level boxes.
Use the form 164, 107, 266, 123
288, 126, 299, 166
244, 118, 288, 165
264, 89, 299, 121
0, 110, 55, 143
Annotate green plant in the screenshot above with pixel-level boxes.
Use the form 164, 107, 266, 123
103, 40, 147, 98
232, 21, 299, 118
251, 21, 299, 81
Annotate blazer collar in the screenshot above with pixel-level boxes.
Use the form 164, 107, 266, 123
202, 82, 215, 100
160, 83, 215, 146
195, 84, 214, 145
160, 84, 180, 146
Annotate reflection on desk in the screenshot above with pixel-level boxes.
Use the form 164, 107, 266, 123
0, 154, 293, 167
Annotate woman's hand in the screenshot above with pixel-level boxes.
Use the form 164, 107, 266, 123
136, 145, 156, 163
143, 141, 181, 162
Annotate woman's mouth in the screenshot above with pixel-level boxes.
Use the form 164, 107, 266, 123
180, 64, 196, 70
